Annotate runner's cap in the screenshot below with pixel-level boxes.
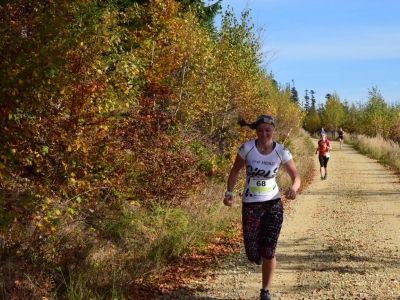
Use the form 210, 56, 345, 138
255, 115, 275, 127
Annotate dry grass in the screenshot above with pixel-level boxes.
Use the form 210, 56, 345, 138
57, 183, 239, 299
276, 128, 315, 193
0, 129, 316, 300
347, 133, 400, 171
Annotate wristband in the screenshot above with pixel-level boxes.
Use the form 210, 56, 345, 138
225, 191, 233, 197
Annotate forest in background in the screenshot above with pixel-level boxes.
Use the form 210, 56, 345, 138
0, 0, 305, 298
301, 87, 400, 143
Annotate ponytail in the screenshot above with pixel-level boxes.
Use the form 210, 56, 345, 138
238, 118, 256, 129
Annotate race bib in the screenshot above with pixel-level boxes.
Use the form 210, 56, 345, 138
249, 177, 276, 196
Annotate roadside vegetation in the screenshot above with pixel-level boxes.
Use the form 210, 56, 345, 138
346, 134, 400, 171
1, 0, 399, 299
0, 1, 307, 299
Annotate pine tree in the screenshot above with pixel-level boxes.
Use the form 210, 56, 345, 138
310, 90, 316, 110
304, 89, 310, 112
177, 0, 222, 29
290, 80, 299, 105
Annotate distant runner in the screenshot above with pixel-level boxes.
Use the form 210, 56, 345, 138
315, 130, 332, 180
338, 127, 345, 149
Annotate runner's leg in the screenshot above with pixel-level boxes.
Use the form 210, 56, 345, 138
262, 257, 276, 291
318, 156, 325, 179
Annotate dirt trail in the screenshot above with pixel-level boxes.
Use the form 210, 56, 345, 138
194, 139, 400, 299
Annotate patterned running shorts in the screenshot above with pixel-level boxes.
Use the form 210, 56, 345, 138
242, 199, 283, 262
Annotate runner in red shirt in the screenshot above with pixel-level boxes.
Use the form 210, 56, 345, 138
315, 130, 332, 180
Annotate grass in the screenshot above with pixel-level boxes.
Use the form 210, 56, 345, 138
0, 129, 317, 299
59, 129, 317, 299
82, 131, 313, 297
346, 133, 400, 172
54, 184, 240, 299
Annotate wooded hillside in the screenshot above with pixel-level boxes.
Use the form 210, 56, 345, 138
0, 1, 303, 298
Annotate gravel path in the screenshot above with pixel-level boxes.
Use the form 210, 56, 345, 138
156, 139, 400, 300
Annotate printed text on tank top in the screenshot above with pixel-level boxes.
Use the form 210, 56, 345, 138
238, 140, 293, 202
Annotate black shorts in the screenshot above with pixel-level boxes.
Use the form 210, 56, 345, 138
318, 155, 329, 168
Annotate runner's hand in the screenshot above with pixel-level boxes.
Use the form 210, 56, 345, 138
223, 195, 233, 207
284, 188, 297, 200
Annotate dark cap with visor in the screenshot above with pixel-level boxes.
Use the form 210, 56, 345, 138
238, 115, 275, 129
254, 115, 275, 128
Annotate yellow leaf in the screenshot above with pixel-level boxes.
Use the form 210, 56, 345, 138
68, 145, 72, 152
45, 197, 52, 204
0, 162, 5, 169
55, 209, 61, 215
8, 113, 12, 120
60, 89, 65, 95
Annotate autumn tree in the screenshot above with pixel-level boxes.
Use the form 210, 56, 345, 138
343, 102, 362, 134
360, 86, 389, 137
303, 107, 321, 134
0, 0, 304, 298
387, 103, 400, 143
321, 92, 344, 134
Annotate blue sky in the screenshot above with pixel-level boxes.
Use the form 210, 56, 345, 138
214, 0, 400, 106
